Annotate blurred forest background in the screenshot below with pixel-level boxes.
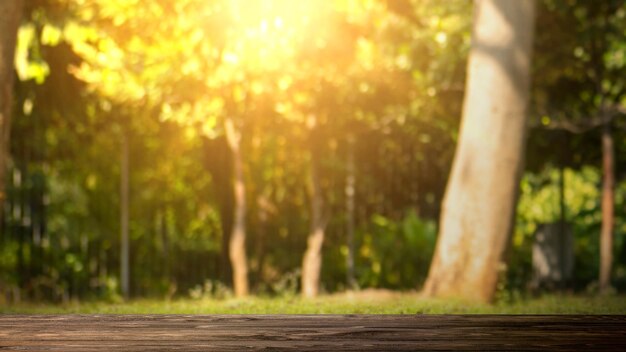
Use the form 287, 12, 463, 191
0, 0, 625, 305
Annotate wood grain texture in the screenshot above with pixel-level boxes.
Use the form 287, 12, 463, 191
0, 315, 625, 351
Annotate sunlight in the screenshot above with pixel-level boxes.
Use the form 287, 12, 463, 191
225, 0, 330, 68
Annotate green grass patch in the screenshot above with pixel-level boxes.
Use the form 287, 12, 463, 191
2, 292, 625, 314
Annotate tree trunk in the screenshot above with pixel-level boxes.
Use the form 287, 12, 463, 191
255, 195, 275, 287
120, 130, 130, 300
599, 122, 614, 293
224, 118, 248, 297
302, 121, 326, 298
345, 134, 357, 290
423, 0, 535, 302
0, 0, 23, 219
205, 137, 234, 285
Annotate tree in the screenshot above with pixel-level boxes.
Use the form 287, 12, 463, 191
59, 0, 247, 296
344, 133, 357, 290
288, 0, 472, 296
120, 126, 130, 300
600, 120, 615, 293
530, 0, 626, 293
423, 0, 536, 302
224, 117, 248, 297
0, 0, 24, 221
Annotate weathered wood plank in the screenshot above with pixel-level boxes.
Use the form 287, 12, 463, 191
0, 315, 624, 351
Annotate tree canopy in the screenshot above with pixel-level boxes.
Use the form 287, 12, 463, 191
1, 0, 624, 303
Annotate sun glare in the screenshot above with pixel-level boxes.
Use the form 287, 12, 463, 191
224, 0, 329, 68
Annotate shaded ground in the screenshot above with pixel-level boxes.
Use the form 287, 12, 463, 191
1, 314, 625, 351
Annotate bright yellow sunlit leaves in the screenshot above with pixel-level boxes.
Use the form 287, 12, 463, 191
15, 24, 50, 83
60, 0, 395, 134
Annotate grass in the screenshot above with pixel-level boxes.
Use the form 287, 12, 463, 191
2, 291, 626, 314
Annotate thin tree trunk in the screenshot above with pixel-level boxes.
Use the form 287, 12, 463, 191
256, 195, 275, 286
345, 134, 357, 290
559, 132, 567, 289
0, 0, 23, 220
120, 130, 130, 300
423, 0, 535, 302
158, 207, 177, 298
224, 118, 248, 297
302, 121, 326, 298
599, 122, 614, 293
206, 137, 234, 285
256, 202, 267, 286
559, 133, 566, 227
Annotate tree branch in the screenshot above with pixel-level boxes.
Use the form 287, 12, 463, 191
530, 105, 624, 134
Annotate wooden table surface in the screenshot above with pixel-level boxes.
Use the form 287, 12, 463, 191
1, 314, 625, 351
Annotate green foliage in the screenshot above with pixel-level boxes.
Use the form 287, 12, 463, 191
0, 242, 19, 286
3, 0, 625, 304
516, 166, 600, 240
356, 211, 436, 289
511, 166, 626, 290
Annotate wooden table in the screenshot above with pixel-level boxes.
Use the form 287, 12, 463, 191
1, 315, 625, 351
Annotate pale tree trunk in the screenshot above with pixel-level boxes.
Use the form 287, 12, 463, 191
345, 134, 357, 290
120, 130, 130, 300
599, 122, 614, 293
302, 119, 327, 298
224, 118, 248, 297
0, 0, 23, 219
423, 0, 535, 302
